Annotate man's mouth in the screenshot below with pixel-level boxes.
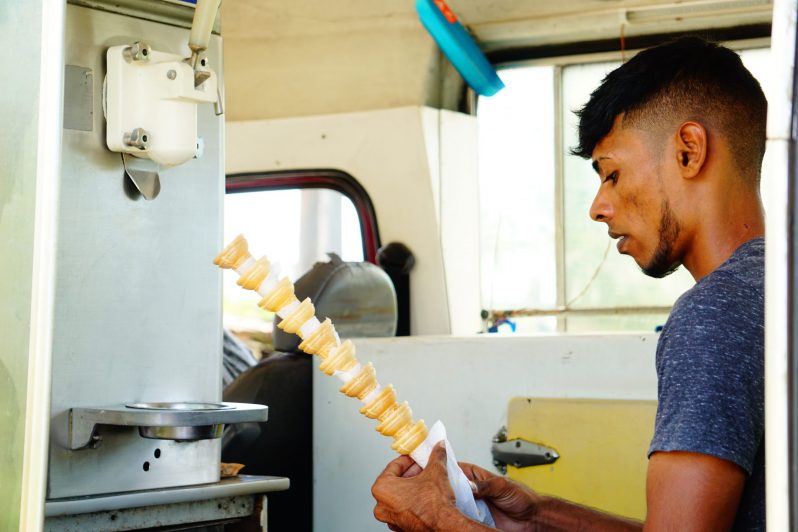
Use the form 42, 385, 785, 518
609, 231, 629, 253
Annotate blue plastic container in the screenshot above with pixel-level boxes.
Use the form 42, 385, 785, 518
416, 0, 505, 97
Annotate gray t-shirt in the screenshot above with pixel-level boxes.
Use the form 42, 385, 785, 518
649, 237, 764, 530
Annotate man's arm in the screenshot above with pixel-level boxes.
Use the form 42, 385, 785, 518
463, 451, 745, 531
515, 497, 640, 531
372, 447, 746, 531
373, 452, 641, 532
462, 462, 640, 532
645, 451, 746, 531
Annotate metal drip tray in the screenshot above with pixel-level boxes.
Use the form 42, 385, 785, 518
138, 424, 223, 441
68, 402, 268, 449
127, 402, 234, 411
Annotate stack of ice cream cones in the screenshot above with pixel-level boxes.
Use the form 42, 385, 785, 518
215, 234, 429, 455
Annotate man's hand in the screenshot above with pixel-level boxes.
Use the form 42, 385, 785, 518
371, 442, 460, 531
459, 462, 539, 531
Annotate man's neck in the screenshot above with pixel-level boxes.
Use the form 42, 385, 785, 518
681, 190, 765, 281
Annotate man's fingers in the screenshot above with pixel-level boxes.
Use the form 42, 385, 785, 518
373, 504, 392, 524
378, 455, 416, 479
371, 447, 462, 531
374, 504, 406, 531
419, 442, 450, 481
459, 461, 495, 482
402, 462, 423, 478
426, 441, 447, 470
474, 477, 509, 498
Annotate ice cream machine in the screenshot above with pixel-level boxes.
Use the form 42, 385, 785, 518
45, 0, 287, 526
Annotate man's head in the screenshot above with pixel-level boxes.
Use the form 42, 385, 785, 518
574, 37, 767, 278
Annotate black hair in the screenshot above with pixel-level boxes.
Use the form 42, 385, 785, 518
572, 37, 767, 181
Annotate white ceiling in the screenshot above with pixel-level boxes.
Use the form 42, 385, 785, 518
222, 0, 700, 35
220, 0, 772, 121
222, 0, 771, 41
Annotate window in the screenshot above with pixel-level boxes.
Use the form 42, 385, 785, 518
478, 66, 558, 332
478, 46, 771, 333
222, 171, 377, 349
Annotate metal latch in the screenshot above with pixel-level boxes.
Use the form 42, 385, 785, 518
491, 426, 560, 474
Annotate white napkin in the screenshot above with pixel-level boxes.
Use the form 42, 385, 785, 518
410, 420, 495, 527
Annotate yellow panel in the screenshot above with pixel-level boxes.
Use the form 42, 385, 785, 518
506, 397, 657, 520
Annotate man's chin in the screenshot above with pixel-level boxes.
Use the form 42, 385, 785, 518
621, 246, 680, 278
641, 259, 681, 279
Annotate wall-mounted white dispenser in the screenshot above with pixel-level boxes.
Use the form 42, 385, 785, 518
104, 0, 223, 200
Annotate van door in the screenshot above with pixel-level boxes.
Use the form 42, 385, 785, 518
504, 397, 657, 520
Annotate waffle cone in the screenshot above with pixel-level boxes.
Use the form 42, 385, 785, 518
257, 277, 298, 312
376, 401, 412, 437
391, 420, 428, 455
360, 385, 396, 419
340, 363, 378, 399
278, 298, 316, 334
298, 318, 338, 358
214, 234, 250, 270
319, 340, 358, 375
237, 256, 271, 290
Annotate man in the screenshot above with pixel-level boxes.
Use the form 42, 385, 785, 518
371, 37, 766, 531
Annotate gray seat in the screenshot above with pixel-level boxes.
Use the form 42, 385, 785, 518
272, 252, 398, 351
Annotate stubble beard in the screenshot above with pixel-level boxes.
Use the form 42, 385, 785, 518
641, 199, 682, 278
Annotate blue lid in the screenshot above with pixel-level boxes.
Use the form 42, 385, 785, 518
416, 0, 504, 97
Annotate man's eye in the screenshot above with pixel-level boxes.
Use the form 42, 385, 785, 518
603, 171, 618, 184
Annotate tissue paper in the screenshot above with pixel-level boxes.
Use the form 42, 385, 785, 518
411, 421, 495, 527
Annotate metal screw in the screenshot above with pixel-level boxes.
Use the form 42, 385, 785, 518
89, 432, 103, 449
124, 128, 150, 150
126, 41, 151, 62
167, 69, 177, 80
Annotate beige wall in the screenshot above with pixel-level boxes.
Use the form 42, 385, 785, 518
226, 107, 483, 336
221, 1, 444, 121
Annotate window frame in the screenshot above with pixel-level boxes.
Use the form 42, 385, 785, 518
225, 169, 382, 264
485, 25, 771, 67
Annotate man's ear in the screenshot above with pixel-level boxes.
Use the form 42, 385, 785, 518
675, 121, 707, 179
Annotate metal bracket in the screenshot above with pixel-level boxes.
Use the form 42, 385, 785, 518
67, 402, 268, 450
491, 426, 559, 474
122, 153, 160, 200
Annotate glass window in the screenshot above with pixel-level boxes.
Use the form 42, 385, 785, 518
222, 187, 364, 345
478, 46, 771, 334
478, 66, 558, 333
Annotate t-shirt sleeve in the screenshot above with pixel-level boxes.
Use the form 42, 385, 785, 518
648, 273, 764, 474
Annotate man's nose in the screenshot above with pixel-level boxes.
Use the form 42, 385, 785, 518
590, 188, 614, 222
